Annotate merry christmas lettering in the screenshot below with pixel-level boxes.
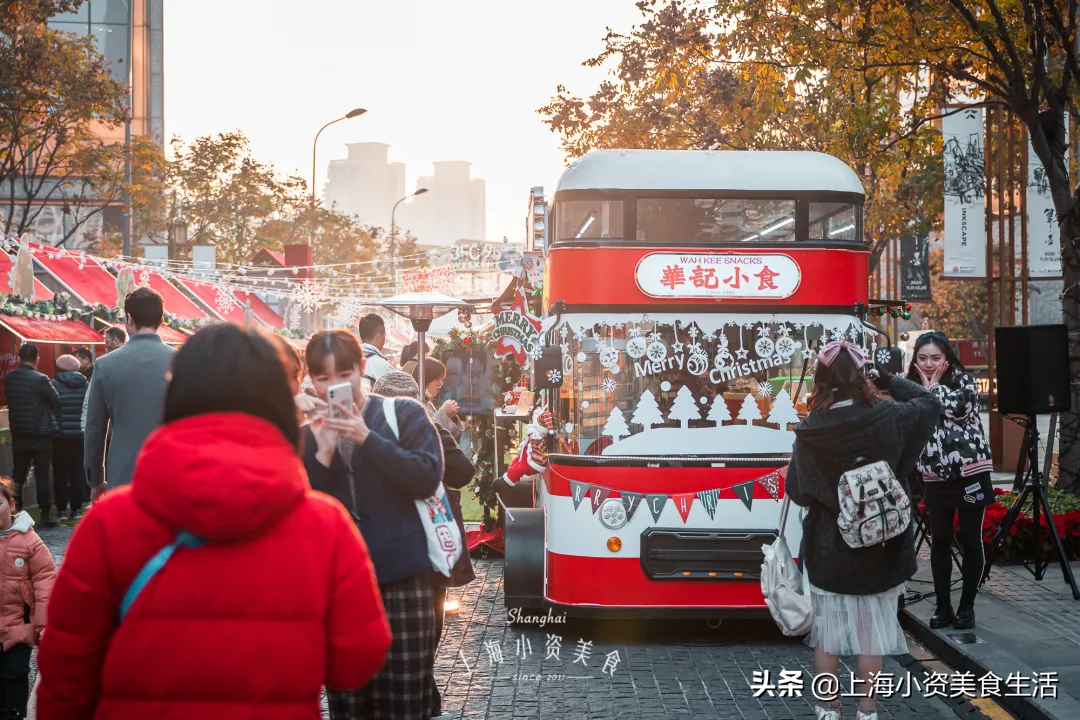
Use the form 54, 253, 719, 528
633, 353, 685, 377
709, 354, 787, 384
492, 311, 538, 347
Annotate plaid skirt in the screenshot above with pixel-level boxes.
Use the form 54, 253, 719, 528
328, 575, 437, 720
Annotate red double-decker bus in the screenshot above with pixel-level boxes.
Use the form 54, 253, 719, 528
506, 149, 875, 618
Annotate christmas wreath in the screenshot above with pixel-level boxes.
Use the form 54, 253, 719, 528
432, 320, 523, 530
1, 292, 73, 319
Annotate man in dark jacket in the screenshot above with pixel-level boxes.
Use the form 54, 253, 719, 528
3, 343, 60, 523
51, 354, 88, 521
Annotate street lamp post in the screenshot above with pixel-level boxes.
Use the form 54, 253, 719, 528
121, 0, 134, 259
389, 188, 429, 260
310, 108, 367, 243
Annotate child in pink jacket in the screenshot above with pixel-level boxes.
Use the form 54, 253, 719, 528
0, 477, 56, 717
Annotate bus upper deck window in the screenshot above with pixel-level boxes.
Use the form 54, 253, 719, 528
636, 199, 796, 242
556, 200, 625, 240
809, 202, 859, 242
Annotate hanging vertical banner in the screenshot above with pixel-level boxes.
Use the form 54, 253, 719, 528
943, 108, 986, 278
1028, 117, 1068, 278
900, 235, 932, 301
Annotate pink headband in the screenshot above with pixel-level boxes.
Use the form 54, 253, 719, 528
817, 341, 867, 369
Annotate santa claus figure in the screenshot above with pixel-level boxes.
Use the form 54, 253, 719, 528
498, 405, 554, 488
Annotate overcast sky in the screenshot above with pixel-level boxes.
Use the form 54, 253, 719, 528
163, 0, 644, 243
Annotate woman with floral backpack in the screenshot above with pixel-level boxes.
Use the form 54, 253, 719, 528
786, 341, 941, 720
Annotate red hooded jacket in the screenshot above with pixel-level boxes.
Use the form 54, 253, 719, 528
36, 413, 391, 719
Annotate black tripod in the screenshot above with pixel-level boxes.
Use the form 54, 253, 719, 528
981, 415, 1080, 599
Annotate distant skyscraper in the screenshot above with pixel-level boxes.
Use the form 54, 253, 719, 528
323, 142, 406, 227
399, 160, 486, 246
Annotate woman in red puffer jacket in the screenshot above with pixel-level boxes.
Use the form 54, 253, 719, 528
36, 324, 391, 719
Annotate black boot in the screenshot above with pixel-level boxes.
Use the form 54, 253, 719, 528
954, 590, 976, 630
930, 595, 954, 629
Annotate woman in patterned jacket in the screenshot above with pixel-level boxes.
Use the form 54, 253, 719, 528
906, 332, 993, 631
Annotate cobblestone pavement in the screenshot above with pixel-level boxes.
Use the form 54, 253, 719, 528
34, 525, 991, 719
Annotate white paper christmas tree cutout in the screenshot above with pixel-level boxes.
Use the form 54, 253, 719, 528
707, 394, 731, 426
630, 389, 665, 430
668, 385, 702, 429
603, 405, 631, 441
767, 390, 800, 429
738, 394, 762, 424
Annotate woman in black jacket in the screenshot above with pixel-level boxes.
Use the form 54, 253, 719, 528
786, 341, 941, 720
373, 371, 475, 720
906, 332, 993, 631
51, 355, 88, 520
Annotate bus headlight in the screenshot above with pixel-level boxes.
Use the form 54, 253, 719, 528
599, 499, 627, 529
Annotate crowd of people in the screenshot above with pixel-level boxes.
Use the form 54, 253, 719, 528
0, 283, 994, 720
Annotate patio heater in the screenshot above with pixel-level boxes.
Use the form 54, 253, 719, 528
379, 292, 469, 398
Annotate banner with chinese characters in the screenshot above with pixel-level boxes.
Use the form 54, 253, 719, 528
942, 108, 986, 278
900, 235, 931, 301
636, 252, 800, 299
1028, 116, 1068, 278
556, 467, 787, 527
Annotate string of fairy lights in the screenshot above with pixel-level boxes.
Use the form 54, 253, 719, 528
0, 235, 516, 324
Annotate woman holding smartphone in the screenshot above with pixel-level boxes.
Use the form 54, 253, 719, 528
303, 330, 446, 720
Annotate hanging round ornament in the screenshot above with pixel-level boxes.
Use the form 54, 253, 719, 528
775, 336, 797, 360
562, 344, 573, 374
646, 339, 667, 363
599, 346, 619, 369
457, 308, 470, 324
686, 349, 709, 376
626, 336, 648, 359
754, 331, 775, 358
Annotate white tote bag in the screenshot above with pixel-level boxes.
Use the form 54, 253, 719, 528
760, 496, 813, 637
383, 398, 464, 577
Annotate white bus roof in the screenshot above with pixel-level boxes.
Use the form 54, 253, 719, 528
555, 149, 865, 196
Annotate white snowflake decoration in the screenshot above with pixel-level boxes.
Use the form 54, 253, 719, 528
546, 369, 562, 384
775, 337, 797, 359
874, 347, 892, 366
757, 381, 774, 398
335, 296, 366, 325
754, 337, 775, 358
529, 343, 546, 361
687, 325, 700, 340
601, 377, 618, 394
646, 341, 667, 362
213, 285, 239, 315
291, 280, 327, 313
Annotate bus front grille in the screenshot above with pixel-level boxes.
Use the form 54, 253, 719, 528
640, 528, 777, 580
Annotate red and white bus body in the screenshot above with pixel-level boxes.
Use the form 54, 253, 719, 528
507, 150, 873, 619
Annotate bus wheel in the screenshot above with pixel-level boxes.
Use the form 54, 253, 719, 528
504, 508, 544, 613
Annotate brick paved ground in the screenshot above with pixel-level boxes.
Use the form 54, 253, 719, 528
34, 525, 990, 719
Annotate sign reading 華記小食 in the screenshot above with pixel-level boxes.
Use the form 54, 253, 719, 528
635, 253, 800, 299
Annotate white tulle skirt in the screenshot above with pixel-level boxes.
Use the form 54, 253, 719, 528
804, 575, 907, 657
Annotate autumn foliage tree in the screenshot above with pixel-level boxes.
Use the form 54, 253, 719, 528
543, 0, 1080, 493
0, 0, 130, 243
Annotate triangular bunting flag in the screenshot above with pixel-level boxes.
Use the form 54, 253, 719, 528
589, 485, 612, 514
670, 493, 695, 523
569, 480, 590, 511
733, 480, 755, 511
621, 492, 644, 522
646, 494, 668, 523
696, 489, 720, 520
757, 470, 781, 502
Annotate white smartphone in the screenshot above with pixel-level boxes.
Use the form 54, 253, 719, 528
327, 382, 353, 421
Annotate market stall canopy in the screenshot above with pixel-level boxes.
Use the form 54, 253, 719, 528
145, 271, 210, 321
0, 252, 53, 301
234, 290, 283, 329
28, 241, 117, 307
177, 278, 246, 323
0, 315, 104, 345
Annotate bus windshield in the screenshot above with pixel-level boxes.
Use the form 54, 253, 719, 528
555, 314, 870, 459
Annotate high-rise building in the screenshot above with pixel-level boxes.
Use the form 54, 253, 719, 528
323, 142, 406, 228
26, 0, 166, 248
398, 160, 486, 246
